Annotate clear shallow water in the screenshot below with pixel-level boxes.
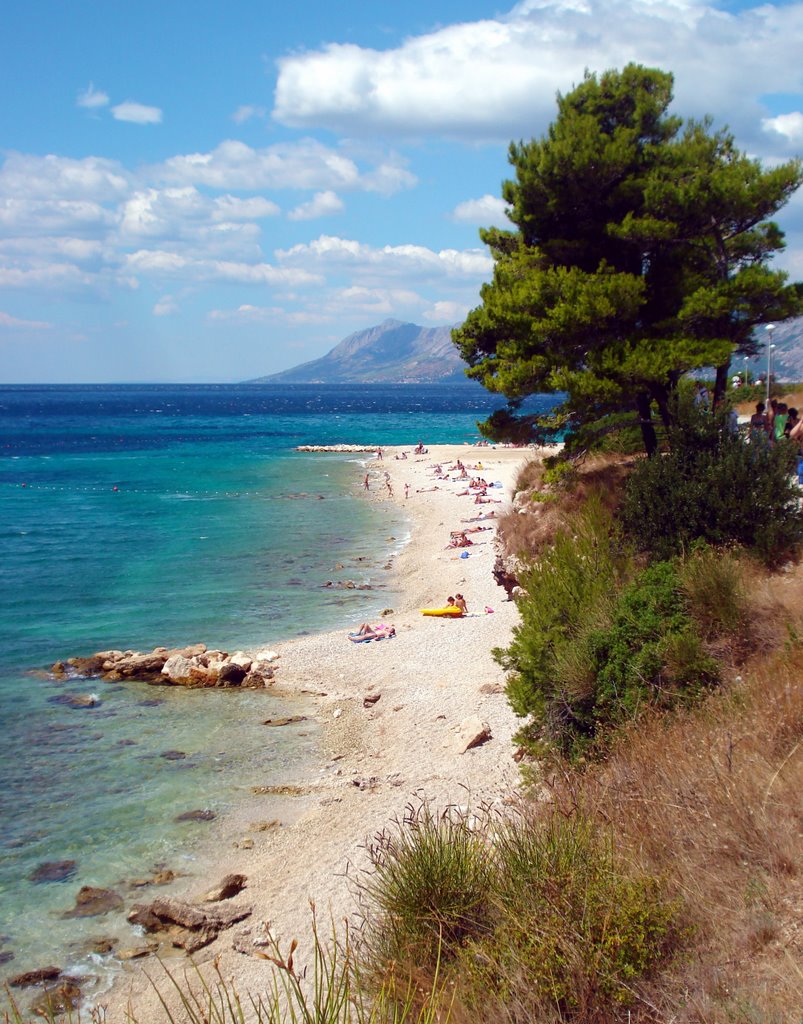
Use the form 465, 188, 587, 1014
0, 383, 555, 986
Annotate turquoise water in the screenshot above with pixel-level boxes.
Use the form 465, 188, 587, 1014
0, 383, 554, 986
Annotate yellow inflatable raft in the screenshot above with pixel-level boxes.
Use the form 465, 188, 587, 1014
420, 607, 464, 617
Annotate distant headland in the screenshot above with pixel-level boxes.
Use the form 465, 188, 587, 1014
248, 319, 471, 385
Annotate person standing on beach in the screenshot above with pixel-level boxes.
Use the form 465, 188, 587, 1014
404, 483, 410, 500
364, 473, 370, 491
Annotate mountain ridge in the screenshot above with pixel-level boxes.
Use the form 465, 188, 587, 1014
249, 315, 803, 386
250, 319, 469, 384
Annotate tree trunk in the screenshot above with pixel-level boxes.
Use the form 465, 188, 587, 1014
636, 392, 658, 457
713, 360, 731, 408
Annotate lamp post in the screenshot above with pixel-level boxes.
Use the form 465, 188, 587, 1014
765, 324, 776, 405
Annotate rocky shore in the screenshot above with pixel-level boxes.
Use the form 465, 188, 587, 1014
18, 443, 539, 1020
52, 643, 279, 689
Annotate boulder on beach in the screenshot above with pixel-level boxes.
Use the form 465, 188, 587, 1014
202, 874, 247, 902
455, 717, 492, 754
58, 642, 273, 689
217, 662, 247, 686
127, 896, 251, 953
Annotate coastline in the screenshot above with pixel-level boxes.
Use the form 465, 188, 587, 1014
100, 443, 538, 1017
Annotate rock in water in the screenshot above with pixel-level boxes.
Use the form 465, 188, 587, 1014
62, 886, 124, 918
28, 860, 77, 884
174, 809, 216, 822
9, 966, 61, 987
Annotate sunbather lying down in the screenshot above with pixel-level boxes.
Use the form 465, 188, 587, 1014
348, 622, 396, 642
446, 531, 472, 548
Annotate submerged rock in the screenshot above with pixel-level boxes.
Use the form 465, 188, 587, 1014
62, 886, 124, 919
9, 966, 61, 987
28, 859, 77, 884
174, 809, 216, 822
30, 979, 82, 1017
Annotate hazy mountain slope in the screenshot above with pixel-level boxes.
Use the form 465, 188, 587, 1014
252, 319, 469, 383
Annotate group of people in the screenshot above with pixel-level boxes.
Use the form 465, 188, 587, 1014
749, 400, 802, 447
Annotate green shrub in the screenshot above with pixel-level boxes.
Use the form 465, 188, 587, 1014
620, 397, 803, 564
499, 497, 625, 729
678, 544, 750, 640
541, 455, 578, 491
590, 561, 719, 728
500, 504, 723, 758
458, 814, 682, 1016
356, 804, 493, 969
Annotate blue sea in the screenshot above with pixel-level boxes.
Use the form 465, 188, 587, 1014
0, 382, 554, 990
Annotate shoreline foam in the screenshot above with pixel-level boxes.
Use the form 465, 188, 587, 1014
98, 443, 537, 1017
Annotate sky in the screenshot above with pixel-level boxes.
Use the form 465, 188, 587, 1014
1, 0, 803, 383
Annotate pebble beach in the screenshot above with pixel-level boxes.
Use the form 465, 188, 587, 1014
100, 442, 539, 1018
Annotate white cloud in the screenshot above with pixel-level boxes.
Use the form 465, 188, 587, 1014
153, 295, 179, 316
209, 303, 279, 321
0, 198, 114, 236
328, 285, 422, 315
77, 83, 109, 109
277, 235, 492, 280
0, 263, 96, 290
156, 139, 415, 194
111, 101, 163, 125
288, 190, 344, 221
451, 194, 510, 227
762, 111, 803, 145
0, 236, 105, 262
125, 249, 321, 286
422, 299, 470, 323
0, 153, 130, 200
272, 0, 803, 147
0, 311, 52, 329
232, 105, 267, 123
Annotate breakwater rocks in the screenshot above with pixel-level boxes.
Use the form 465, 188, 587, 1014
51, 644, 279, 689
295, 444, 377, 452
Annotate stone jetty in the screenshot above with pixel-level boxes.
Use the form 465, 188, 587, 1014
295, 444, 377, 452
51, 644, 279, 688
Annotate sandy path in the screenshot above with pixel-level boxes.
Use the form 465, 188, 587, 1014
104, 444, 540, 1018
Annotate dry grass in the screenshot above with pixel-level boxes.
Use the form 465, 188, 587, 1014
498, 453, 638, 559
496, 452, 803, 1021
540, 643, 803, 1022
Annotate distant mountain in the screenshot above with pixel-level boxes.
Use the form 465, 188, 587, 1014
252, 319, 470, 384
251, 315, 803, 387
757, 316, 803, 383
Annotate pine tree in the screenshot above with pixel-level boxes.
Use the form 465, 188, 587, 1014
453, 65, 802, 455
